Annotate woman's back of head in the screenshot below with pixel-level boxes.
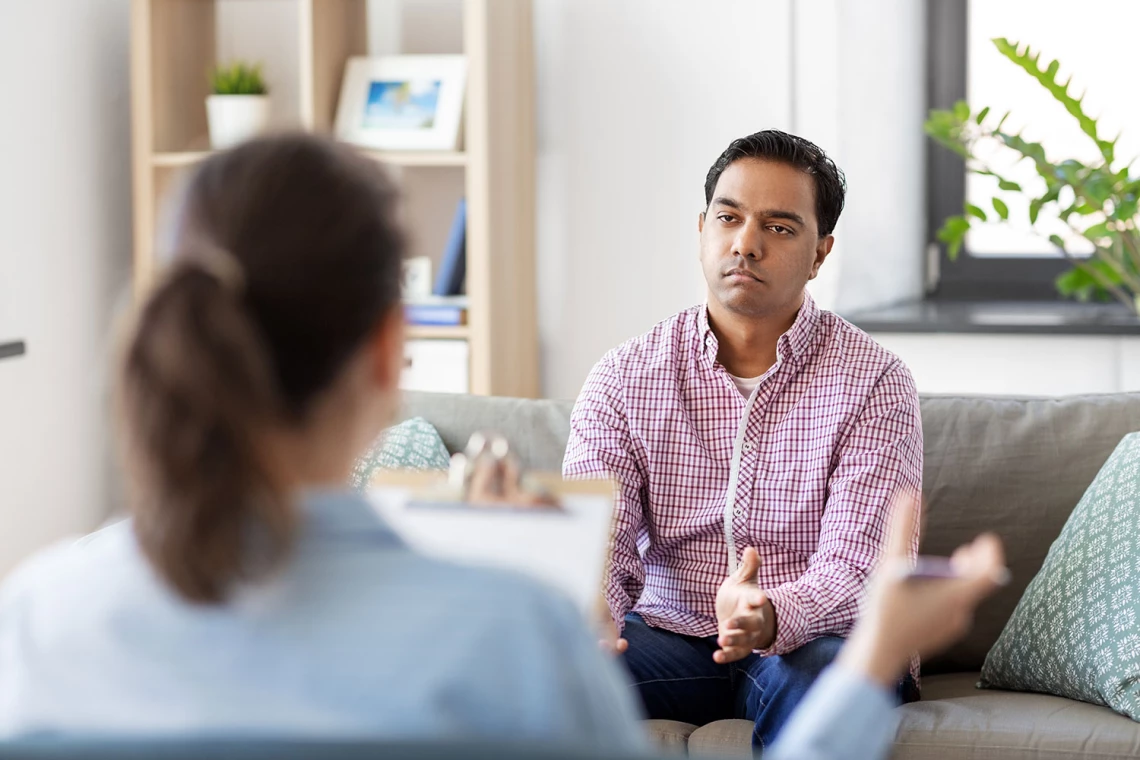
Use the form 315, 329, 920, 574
118, 133, 406, 604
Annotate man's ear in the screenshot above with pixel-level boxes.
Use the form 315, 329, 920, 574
698, 211, 705, 233
808, 235, 835, 280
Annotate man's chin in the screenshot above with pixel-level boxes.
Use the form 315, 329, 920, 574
715, 293, 773, 319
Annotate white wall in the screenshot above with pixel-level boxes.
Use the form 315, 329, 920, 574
872, 334, 1140, 396
795, 0, 928, 315
0, 2, 132, 577
534, 0, 927, 400
533, 0, 794, 400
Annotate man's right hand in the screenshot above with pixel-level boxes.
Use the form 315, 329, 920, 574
599, 617, 629, 655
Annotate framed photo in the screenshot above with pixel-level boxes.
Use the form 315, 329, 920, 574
335, 55, 467, 151
402, 256, 433, 300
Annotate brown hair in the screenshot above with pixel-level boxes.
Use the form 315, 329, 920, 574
118, 134, 405, 603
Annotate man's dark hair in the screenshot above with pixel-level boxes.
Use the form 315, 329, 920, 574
704, 130, 847, 237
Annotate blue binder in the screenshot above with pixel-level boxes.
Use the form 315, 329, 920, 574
433, 198, 467, 296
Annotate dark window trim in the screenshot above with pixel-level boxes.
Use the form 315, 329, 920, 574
0, 341, 25, 361
926, 0, 1070, 301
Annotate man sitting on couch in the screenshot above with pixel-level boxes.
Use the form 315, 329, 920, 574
564, 129, 923, 750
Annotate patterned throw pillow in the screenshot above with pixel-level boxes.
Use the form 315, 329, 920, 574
980, 432, 1140, 720
349, 417, 452, 491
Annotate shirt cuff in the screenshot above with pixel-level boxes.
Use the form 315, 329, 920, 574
759, 585, 808, 656
766, 665, 898, 760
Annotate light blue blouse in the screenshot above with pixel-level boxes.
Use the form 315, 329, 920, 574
0, 490, 647, 750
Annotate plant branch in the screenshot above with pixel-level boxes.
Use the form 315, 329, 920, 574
1055, 238, 1135, 310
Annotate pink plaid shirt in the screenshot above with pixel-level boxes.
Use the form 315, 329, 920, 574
564, 292, 922, 661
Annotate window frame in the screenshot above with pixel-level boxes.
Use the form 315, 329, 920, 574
926, 0, 1070, 301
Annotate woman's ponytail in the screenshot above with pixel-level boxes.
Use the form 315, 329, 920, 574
118, 259, 294, 603
116, 134, 406, 603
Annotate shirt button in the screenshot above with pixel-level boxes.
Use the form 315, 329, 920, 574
742, 441, 756, 453
733, 507, 744, 518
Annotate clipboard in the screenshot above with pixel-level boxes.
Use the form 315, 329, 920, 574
366, 469, 617, 619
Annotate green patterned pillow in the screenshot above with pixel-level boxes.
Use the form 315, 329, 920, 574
980, 432, 1140, 720
350, 417, 451, 491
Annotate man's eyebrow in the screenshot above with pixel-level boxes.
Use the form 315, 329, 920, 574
761, 209, 807, 227
711, 198, 807, 227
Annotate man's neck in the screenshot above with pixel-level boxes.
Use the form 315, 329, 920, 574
708, 295, 804, 378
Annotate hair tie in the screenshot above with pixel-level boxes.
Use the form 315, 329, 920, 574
188, 243, 246, 294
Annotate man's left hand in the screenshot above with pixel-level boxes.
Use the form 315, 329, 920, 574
713, 547, 776, 663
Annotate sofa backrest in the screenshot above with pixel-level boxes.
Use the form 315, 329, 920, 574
401, 391, 1140, 674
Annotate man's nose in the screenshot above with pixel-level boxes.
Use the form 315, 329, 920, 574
733, 222, 763, 259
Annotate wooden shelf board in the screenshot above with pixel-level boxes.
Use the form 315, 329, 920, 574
152, 149, 467, 169
152, 151, 212, 168
407, 325, 470, 340
364, 150, 468, 167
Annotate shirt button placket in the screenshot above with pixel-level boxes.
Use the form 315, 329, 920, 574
735, 435, 761, 524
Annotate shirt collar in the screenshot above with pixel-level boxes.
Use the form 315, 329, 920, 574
699, 289, 821, 367
785, 289, 821, 361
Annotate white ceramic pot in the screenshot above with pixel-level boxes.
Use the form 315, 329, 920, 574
206, 94, 271, 149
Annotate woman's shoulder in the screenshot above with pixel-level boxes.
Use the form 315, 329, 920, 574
1, 520, 135, 600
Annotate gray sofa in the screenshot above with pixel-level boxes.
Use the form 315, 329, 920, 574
402, 391, 1140, 759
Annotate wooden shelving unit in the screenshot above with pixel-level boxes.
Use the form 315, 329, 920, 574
130, 0, 537, 397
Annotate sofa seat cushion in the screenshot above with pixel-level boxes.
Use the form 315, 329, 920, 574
644, 674, 1140, 758
685, 720, 753, 757
893, 673, 1140, 760
642, 720, 698, 754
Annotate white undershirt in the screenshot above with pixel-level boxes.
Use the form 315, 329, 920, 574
729, 373, 764, 399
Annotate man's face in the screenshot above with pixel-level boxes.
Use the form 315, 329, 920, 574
699, 158, 833, 319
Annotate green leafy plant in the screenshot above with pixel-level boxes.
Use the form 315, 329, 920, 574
926, 38, 1140, 314
209, 61, 268, 96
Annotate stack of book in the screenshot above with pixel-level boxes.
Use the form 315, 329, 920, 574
405, 295, 468, 326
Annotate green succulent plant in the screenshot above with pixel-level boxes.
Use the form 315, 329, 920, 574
926, 38, 1140, 314
209, 61, 268, 96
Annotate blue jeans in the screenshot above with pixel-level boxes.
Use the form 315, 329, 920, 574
620, 614, 912, 751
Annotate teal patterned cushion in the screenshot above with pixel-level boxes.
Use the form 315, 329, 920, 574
980, 432, 1140, 720
349, 417, 452, 491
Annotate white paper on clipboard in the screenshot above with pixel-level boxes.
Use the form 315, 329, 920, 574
367, 485, 614, 615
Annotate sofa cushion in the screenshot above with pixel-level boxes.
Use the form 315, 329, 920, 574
685, 720, 752, 757
897, 394, 1140, 674
979, 433, 1140, 720
645, 674, 1140, 759
642, 720, 697, 754
401, 391, 1140, 674
894, 672, 1140, 760
350, 417, 451, 490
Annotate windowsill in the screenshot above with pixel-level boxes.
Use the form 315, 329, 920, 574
843, 299, 1140, 336
0, 341, 26, 360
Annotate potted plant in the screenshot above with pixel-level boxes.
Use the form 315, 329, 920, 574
207, 61, 270, 150
926, 38, 1140, 315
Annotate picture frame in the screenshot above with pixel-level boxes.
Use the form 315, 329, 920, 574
334, 55, 467, 152
402, 256, 433, 300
